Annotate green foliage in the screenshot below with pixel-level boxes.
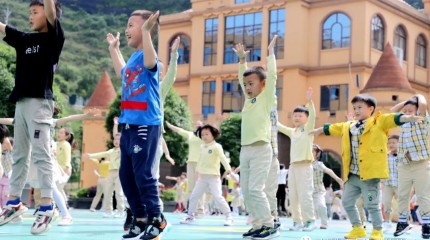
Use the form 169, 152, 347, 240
161, 189, 176, 201
0, 44, 15, 118
75, 187, 90, 198
218, 114, 242, 167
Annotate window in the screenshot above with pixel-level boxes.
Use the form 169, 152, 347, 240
320, 84, 349, 111
202, 81, 216, 118
222, 80, 244, 113
204, 18, 218, 66
416, 34, 427, 68
394, 25, 407, 60
172, 35, 190, 64
276, 76, 283, 110
224, 12, 263, 64
235, 0, 250, 3
322, 13, 351, 49
371, 15, 384, 51
269, 9, 285, 59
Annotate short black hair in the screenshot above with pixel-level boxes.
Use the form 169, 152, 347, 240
293, 106, 309, 116
313, 144, 322, 161
197, 124, 220, 139
130, 10, 159, 39
388, 135, 399, 141
404, 98, 418, 108
243, 66, 267, 81
30, 0, 62, 19
351, 94, 377, 114
0, 125, 10, 144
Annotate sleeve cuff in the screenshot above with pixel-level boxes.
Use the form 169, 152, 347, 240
394, 113, 405, 126
323, 124, 331, 135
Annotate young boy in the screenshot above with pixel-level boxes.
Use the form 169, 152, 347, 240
232, 35, 280, 239
277, 87, 317, 231
0, 0, 64, 235
391, 94, 430, 238
381, 135, 399, 232
310, 94, 422, 239
106, 10, 167, 240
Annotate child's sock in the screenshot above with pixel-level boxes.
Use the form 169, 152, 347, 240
399, 211, 408, 223
39, 204, 54, 212
6, 198, 21, 206
422, 214, 430, 224
174, 203, 179, 211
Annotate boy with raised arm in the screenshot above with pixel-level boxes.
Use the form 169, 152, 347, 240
0, 0, 64, 235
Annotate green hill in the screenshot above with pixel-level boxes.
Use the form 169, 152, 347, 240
0, 0, 190, 100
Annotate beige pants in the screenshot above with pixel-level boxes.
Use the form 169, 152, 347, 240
313, 191, 328, 225
90, 177, 107, 210
382, 184, 398, 221
288, 162, 315, 223
103, 170, 125, 214
186, 162, 204, 213
240, 144, 273, 228
264, 155, 279, 218
398, 160, 430, 217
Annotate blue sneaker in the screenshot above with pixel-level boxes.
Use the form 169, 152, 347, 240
251, 226, 280, 239
242, 227, 261, 239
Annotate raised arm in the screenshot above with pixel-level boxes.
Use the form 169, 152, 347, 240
141, 11, 159, 70
263, 35, 278, 101
106, 32, 126, 78
113, 117, 119, 136
0, 22, 5, 35
161, 36, 180, 101
232, 43, 249, 95
305, 87, 315, 131
56, 109, 100, 128
416, 94, 428, 116
0, 118, 13, 125
44, 0, 57, 26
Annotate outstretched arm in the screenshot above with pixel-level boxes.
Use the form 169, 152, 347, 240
161, 137, 175, 165
166, 176, 178, 181
160, 36, 180, 101
56, 109, 100, 128
0, 118, 13, 125
324, 168, 344, 189
0, 22, 5, 35
232, 43, 250, 95
106, 32, 126, 78
141, 11, 159, 69
44, 0, 57, 26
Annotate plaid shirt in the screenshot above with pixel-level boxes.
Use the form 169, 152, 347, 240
350, 121, 365, 175
270, 106, 278, 157
313, 161, 327, 193
1, 151, 13, 178
383, 153, 398, 187
398, 116, 430, 164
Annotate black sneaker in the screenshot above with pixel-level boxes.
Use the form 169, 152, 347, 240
140, 214, 168, 240
242, 227, 261, 239
423, 223, 430, 239
252, 226, 280, 239
394, 222, 413, 237
122, 220, 146, 240
124, 208, 133, 231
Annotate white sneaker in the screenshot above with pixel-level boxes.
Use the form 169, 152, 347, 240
224, 216, 233, 226
180, 215, 195, 224
31, 208, 59, 235
382, 221, 392, 232
302, 221, 317, 231
289, 222, 304, 231
102, 212, 113, 218
114, 211, 125, 218
89, 208, 96, 212
0, 202, 28, 226
9, 215, 23, 224
58, 217, 73, 226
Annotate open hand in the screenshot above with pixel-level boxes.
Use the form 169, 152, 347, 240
86, 108, 101, 118
106, 32, 120, 50
142, 10, 160, 32
113, 116, 119, 125
268, 35, 278, 56
171, 36, 180, 53
306, 87, 313, 102
232, 43, 250, 60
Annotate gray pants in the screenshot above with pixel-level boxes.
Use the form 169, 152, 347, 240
10, 98, 54, 199
342, 174, 382, 230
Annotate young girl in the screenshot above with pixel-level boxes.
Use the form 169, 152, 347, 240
180, 124, 233, 226
166, 173, 188, 213
56, 127, 73, 202
0, 126, 10, 209
89, 157, 109, 212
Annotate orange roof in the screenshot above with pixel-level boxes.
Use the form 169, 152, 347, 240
86, 71, 117, 108
361, 43, 413, 93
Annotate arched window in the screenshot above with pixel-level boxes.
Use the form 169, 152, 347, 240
322, 12, 351, 49
171, 34, 190, 64
371, 15, 384, 51
394, 25, 407, 60
416, 34, 427, 68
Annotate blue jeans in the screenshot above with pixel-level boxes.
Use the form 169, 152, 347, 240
119, 124, 161, 219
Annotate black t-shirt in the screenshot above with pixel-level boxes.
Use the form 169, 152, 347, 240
3, 19, 65, 103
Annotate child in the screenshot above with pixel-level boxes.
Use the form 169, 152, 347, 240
0, 0, 64, 234
166, 173, 188, 213
277, 87, 317, 231
312, 144, 344, 229
391, 94, 430, 238
310, 94, 421, 239
180, 124, 233, 226
85, 133, 125, 218
55, 127, 73, 201
89, 158, 109, 212
0, 136, 12, 209
381, 135, 399, 232
232, 35, 280, 239
106, 10, 167, 239
276, 164, 288, 217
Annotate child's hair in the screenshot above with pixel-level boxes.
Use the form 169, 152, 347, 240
0, 125, 10, 144
293, 106, 309, 116
243, 66, 267, 81
404, 97, 418, 108
53, 104, 61, 118
313, 144, 323, 161
388, 135, 400, 141
194, 126, 202, 136
280, 163, 285, 170
61, 127, 74, 146
130, 10, 159, 39
197, 124, 220, 139
30, 0, 62, 19
351, 94, 377, 114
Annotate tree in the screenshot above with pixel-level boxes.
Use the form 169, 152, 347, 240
218, 114, 241, 167
105, 88, 193, 166
0, 44, 16, 118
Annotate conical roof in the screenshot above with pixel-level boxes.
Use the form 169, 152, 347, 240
361, 42, 413, 93
86, 71, 117, 108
